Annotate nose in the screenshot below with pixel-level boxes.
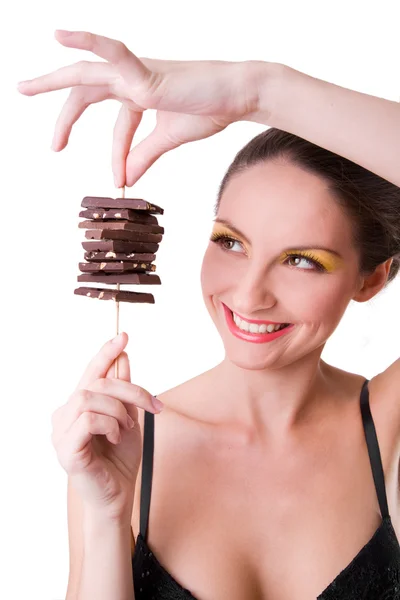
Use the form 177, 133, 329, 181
231, 265, 277, 316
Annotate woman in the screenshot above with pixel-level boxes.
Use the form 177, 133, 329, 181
19, 30, 400, 599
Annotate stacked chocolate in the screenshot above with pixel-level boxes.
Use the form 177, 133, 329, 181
74, 195, 164, 304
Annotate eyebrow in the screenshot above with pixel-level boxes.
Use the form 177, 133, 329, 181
213, 218, 344, 259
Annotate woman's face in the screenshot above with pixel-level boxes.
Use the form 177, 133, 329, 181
200, 160, 364, 370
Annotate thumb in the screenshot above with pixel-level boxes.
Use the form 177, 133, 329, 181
75, 332, 129, 391
105, 350, 131, 381
125, 128, 179, 187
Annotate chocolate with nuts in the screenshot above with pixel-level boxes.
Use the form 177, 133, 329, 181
74, 287, 155, 303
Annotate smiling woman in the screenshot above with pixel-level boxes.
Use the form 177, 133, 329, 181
17, 29, 400, 600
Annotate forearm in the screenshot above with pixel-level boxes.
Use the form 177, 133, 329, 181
78, 509, 135, 600
247, 61, 400, 187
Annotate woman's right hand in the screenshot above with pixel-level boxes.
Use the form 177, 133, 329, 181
51, 332, 162, 521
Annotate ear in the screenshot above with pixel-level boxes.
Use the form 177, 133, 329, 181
352, 258, 394, 303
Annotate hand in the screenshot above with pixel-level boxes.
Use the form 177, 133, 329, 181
17, 30, 266, 187
51, 332, 162, 521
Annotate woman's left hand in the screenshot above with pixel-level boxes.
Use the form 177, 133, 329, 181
17, 30, 277, 187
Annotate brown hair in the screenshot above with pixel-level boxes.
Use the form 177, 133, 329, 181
214, 128, 400, 289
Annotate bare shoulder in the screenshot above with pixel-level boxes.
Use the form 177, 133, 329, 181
367, 358, 400, 537
377, 356, 400, 399
131, 370, 213, 545
370, 357, 400, 444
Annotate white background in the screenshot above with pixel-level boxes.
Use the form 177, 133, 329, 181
2, 0, 399, 598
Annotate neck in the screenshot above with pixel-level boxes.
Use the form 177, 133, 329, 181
210, 347, 335, 444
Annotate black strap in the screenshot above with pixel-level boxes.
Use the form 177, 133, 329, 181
360, 378, 389, 519
139, 409, 155, 541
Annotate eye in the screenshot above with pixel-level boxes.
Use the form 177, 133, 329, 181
210, 232, 244, 253
210, 233, 327, 272
281, 252, 327, 272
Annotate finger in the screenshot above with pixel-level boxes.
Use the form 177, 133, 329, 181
52, 85, 110, 151
53, 30, 151, 88
105, 351, 131, 382
125, 128, 179, 187
17, 60, 114, 96
88, 378, 160, 414
75, 332, 129, 391
112, 105, 143, 187
53, 389, 134, 441
64, 413, 122, 458
51, 87, 89, 151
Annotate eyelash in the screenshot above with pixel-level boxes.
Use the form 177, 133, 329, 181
209, 232, 327, 272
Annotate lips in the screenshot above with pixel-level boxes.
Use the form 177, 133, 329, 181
222, 303, 289, 327
222, 302, 295, 344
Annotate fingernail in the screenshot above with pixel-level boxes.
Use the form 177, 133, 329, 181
57, 29, 73, 36
151, 396, 164, 412
127, 415, 135, 429
112, 332, 123, 343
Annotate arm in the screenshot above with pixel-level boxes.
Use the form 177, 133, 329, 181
78, 507, 135, 600
247, 62, 400, 188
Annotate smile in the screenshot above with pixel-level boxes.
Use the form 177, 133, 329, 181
222, 303, 294, 344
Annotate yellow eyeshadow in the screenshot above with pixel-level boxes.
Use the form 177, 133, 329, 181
210, 226, 343, 272
211, 225, 239, 238
282, 249, 343, 272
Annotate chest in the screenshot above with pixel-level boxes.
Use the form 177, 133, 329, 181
138, 411, 398, 600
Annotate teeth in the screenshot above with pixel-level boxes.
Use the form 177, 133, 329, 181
232, 312, 288, 334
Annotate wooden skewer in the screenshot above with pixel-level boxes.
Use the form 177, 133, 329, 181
114, 185, 125, 378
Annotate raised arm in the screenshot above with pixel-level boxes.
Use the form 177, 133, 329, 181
245, 62, 400, 187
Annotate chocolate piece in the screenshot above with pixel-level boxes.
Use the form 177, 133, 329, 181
85, 229, 162, 243
79, 261, 156, 273
77, 273, 161, 284
81, 196, 164, 214
79, 208, 159, 224
82, 240, 159, 253
84, 251, 156, 262
79, 219, 164, 234
74, 287, 155, 304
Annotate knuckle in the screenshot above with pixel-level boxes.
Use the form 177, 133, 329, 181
75, 388, 91, 405
131, 384, 144, 403
115, 40, 129, 56
118, 403, 128, 422
76, 59, 89, 73
82, 410, 97, 427
69, 389, 92, 409
95, 377, 108, 392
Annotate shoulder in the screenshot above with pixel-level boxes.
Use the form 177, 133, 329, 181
378, 356, 400, 392
374, 357, 400, 430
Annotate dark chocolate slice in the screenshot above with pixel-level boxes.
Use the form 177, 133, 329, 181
77, 273, 161, 284
79, 208, 159, 224
81, 196, 164, 214
84, 251, 156, 262
79, 261, 156, 273
74, 287, 155, 303
85, 229, 162, 243
79, 220, 164, 234
82, 240, 159, 253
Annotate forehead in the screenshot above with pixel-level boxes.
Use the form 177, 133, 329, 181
219, 161, 353, 245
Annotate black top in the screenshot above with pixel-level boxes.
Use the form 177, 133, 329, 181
132, 379, 400, 598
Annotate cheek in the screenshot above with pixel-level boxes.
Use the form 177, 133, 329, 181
200, 245, 232, 295
294, 276, 351, 324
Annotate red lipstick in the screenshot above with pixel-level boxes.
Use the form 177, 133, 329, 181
222, 303, 294, 344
